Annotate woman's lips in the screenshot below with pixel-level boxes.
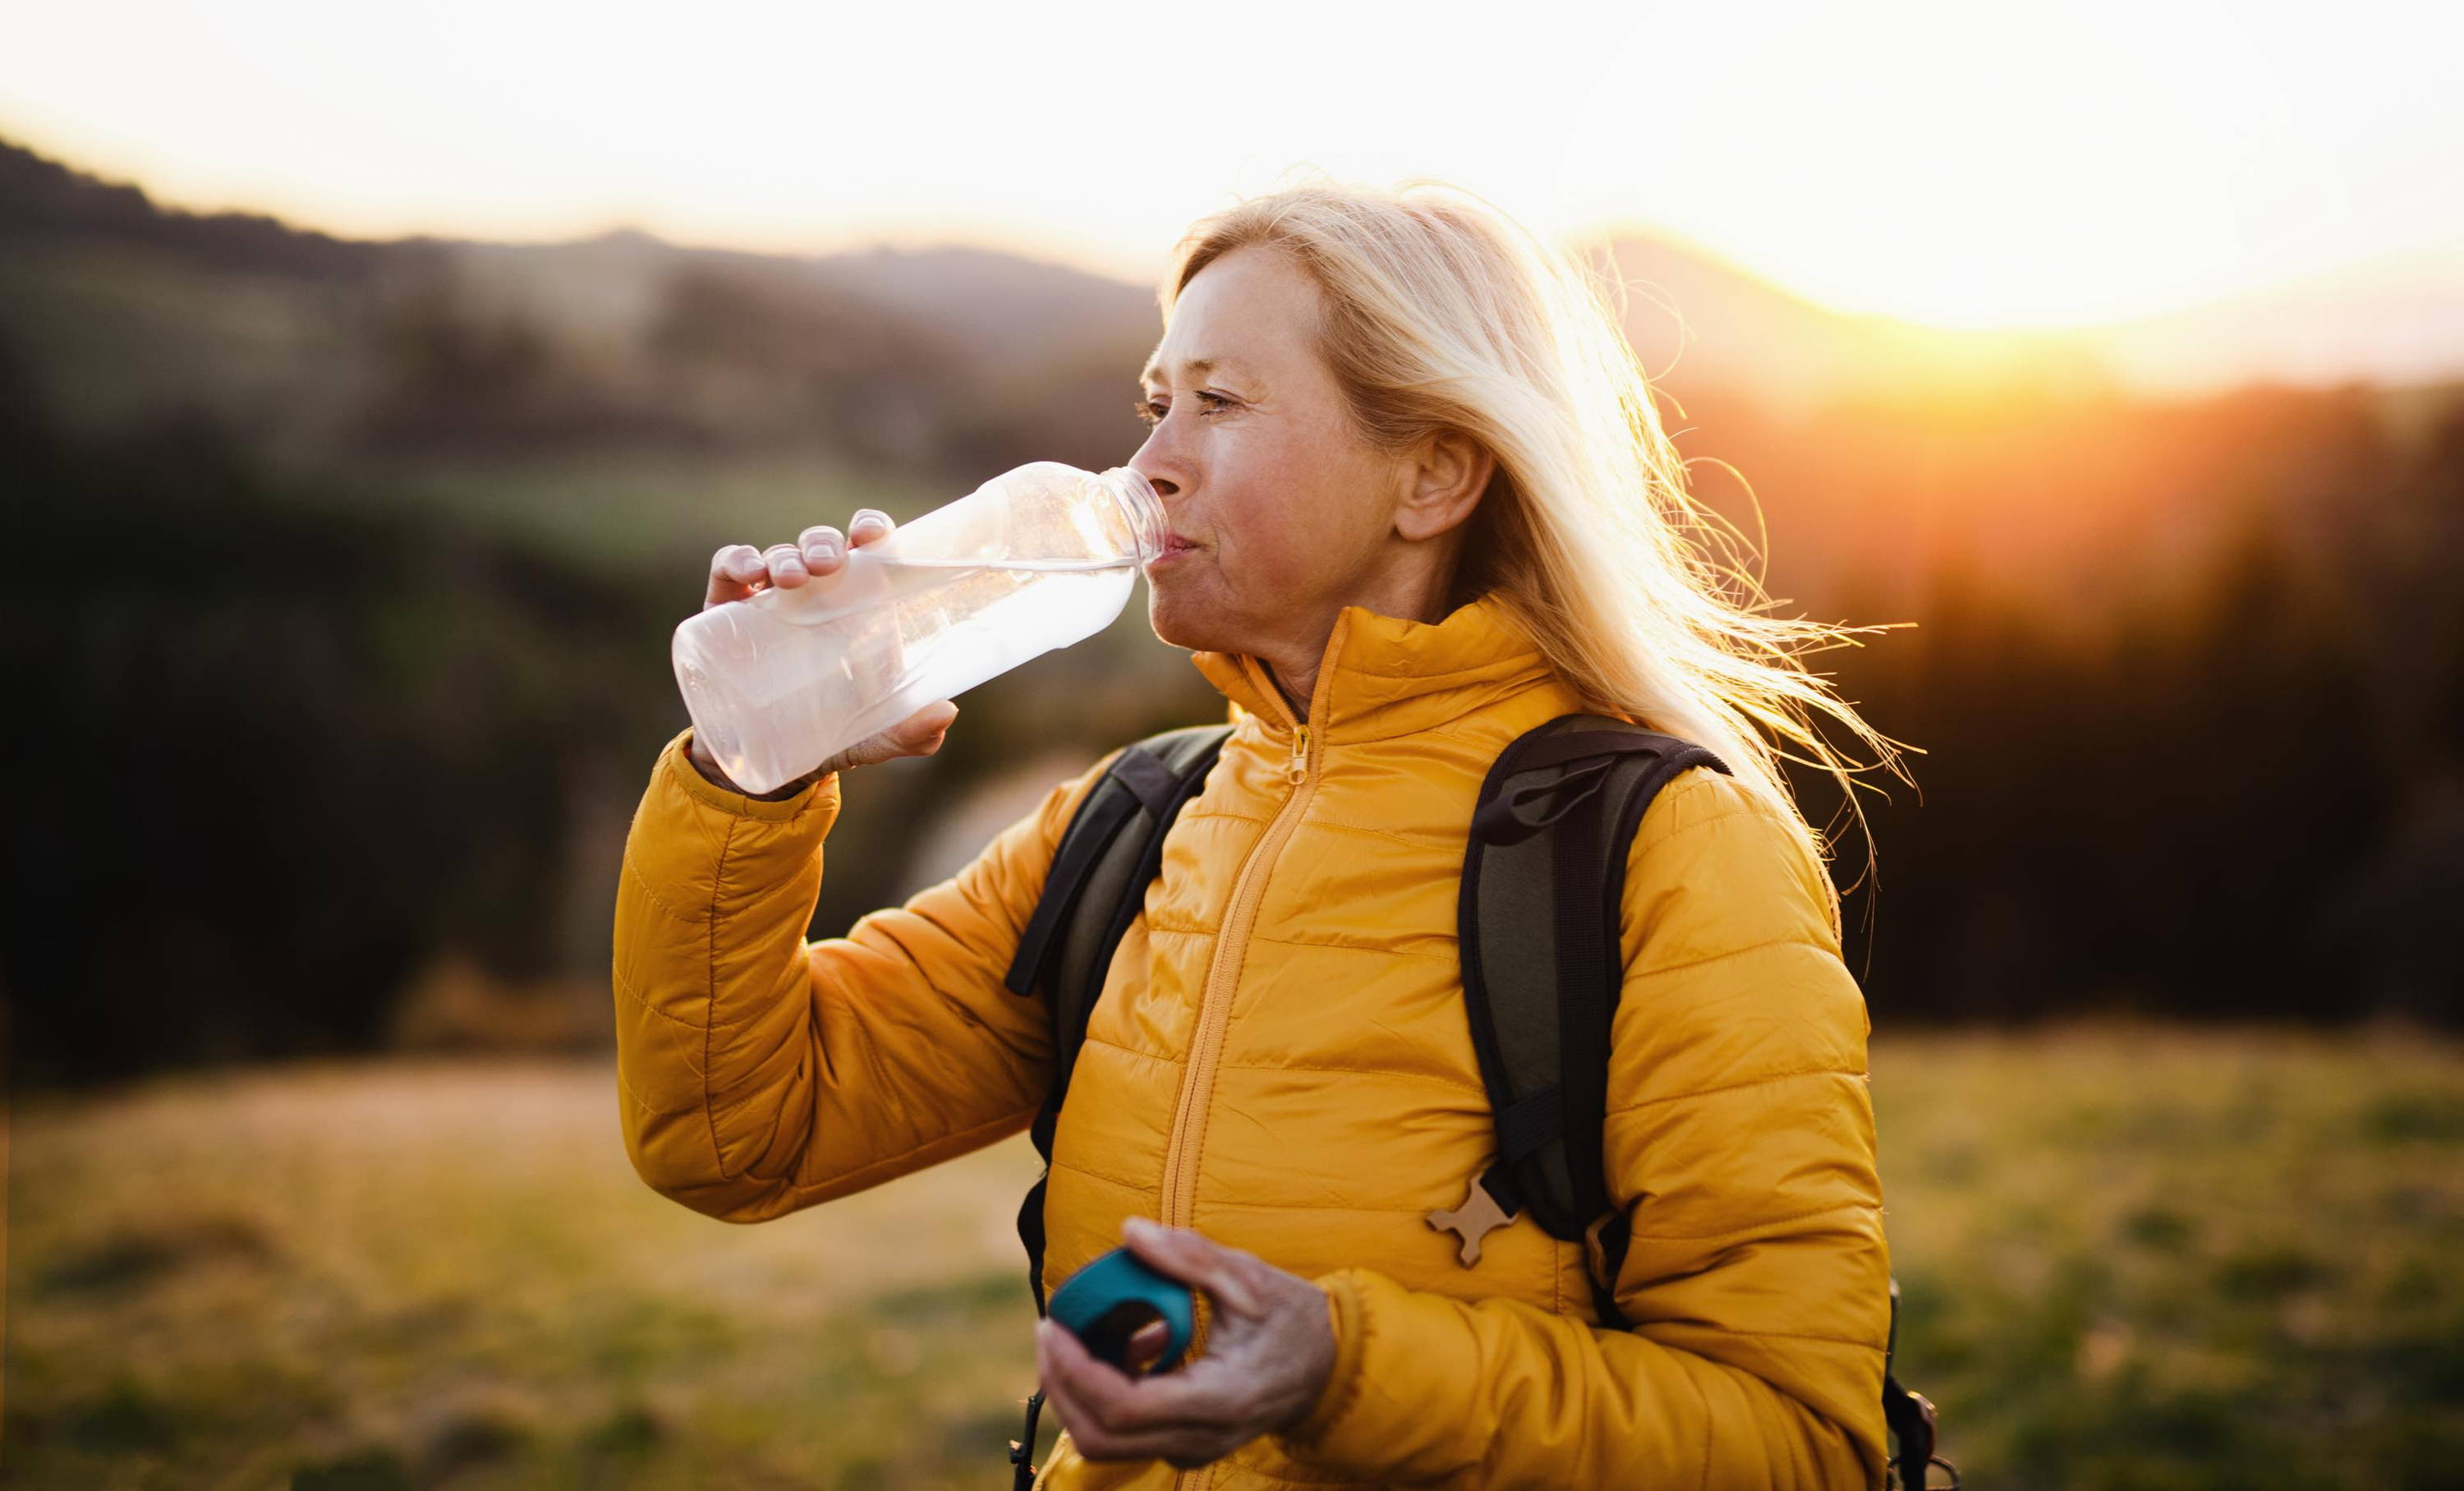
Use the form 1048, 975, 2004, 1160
1149, 534, 1199, 568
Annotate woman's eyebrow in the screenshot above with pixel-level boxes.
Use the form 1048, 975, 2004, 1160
1139, 354, 1243, 387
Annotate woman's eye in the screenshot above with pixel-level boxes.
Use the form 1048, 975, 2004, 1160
1132, 391, 1233, 427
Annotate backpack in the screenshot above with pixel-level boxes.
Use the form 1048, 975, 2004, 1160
999, 716, 1950, 1490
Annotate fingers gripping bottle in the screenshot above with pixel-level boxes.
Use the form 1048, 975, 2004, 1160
673, 462, 1166, 795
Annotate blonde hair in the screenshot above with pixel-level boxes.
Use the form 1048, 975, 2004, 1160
1161, 179, 1913, 929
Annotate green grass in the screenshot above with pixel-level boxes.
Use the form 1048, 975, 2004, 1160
6, 1029, 2461, 1488
1873, 1027, 2464, 1489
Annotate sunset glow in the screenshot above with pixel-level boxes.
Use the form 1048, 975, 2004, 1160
2, 0, 2457, 334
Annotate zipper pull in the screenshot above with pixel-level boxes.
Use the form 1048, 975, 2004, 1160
1288, 724, 1312, 784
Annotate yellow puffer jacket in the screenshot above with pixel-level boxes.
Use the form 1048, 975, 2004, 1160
614, 593, 1892, 1489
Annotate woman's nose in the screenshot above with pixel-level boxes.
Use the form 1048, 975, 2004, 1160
1129, 447, 1182, 500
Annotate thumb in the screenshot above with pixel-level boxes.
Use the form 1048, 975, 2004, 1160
820, 702, 958, 778
1121, 1217, 1262, 1318
900, 699, 959, 746
876, 700, 958, 760
1122, 1317, 1173, 1374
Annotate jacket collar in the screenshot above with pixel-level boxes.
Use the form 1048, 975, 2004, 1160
1189, 591, 1567, 745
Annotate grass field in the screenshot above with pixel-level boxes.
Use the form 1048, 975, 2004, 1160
6, 1028, 2461, 1489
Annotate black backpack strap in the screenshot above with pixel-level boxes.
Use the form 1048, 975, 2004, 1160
1458, 715, 1948, 1479
1455, 714, 1729, 1326
1002, 722, 1232, 1315
1001, 723, 1229, 1490
1882, 1278, 1956, 1488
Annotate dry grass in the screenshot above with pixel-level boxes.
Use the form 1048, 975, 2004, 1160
5, 1028, 2461, 1488
6, 1057, 1053, 1489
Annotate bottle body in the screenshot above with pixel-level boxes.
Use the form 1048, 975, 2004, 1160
673, 462, 1164, 795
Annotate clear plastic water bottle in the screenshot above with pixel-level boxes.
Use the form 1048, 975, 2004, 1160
673, 462, 1166, 795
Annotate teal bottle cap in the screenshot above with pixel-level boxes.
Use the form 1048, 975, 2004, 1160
1047, 1245, 1196, 1374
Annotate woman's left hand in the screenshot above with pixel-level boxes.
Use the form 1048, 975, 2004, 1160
1035, 1217, 1337, 1469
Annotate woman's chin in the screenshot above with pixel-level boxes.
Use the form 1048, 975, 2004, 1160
1143, 586, 1225, 656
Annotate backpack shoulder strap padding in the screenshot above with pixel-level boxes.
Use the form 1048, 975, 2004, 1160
1004, 721, 1232, 1313
1456, 714, 1730, 1321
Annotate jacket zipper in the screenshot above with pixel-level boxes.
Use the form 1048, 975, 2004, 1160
1158, 625, 1341, 1491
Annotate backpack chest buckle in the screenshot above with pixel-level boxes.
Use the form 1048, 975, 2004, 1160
1427, 1168, 1519, 1266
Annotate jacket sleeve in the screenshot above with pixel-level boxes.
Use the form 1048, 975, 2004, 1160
1282, 767, 1892, 1489
612, 727, 1121, 1223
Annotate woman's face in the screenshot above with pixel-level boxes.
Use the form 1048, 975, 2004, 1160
1129, 246, 1410, 671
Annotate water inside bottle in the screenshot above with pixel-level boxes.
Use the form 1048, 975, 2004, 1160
681, 555, 1140, 791
673, 460, 1160, 794
855, 559, 1134, 722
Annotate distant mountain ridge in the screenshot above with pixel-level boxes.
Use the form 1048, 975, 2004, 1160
5, 133, 2457, 441
0, 135, 389, 280
0, 136, 1170, 474
3, 134, 2089, 420
0, 136, 1157, 379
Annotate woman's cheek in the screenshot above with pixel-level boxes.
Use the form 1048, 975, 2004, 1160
1247, 539, 1332, 613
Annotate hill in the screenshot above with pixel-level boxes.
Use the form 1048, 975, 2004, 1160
0, 137, 1155, 481
0, 134, 2122, 466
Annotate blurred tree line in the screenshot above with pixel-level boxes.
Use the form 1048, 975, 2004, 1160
1810, 397, 2464, 1027
10, 371, 2456, 1087
0, 354, 1207, 1087
4, 371, 658, 1079
3, 136, 2458, 1088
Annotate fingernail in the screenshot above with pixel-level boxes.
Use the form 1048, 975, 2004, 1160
1124, 1217, 1158, 1238
812, 538, 839, 560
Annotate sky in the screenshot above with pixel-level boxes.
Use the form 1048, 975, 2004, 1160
3, 0, 2460, 332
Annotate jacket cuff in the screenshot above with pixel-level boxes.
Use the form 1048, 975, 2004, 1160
1281, 1269, 1378, 1461
661, 729, 843, 826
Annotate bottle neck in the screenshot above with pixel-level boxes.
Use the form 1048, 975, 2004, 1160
1101, 467, 1169, 564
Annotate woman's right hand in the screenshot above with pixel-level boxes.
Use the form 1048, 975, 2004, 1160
685, 509, 959, 798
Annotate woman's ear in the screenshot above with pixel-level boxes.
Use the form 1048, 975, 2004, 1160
1394, 430, 1496, 543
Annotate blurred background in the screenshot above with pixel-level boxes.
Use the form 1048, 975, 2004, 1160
2, 1, 2459, 1486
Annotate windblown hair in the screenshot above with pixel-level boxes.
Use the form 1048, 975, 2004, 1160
1161, 179, 1912, 927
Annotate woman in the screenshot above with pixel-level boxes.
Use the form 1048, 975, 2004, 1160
614, 182, 1905, 1489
